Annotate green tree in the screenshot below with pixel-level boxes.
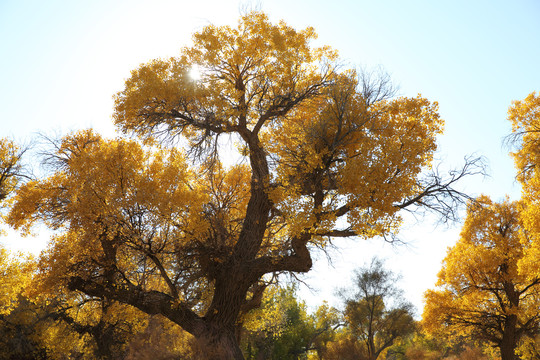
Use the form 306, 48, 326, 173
308, 302, 342, 359
7, 12, 479, 360
242, 285, 339, 360
336, 259, 416, 360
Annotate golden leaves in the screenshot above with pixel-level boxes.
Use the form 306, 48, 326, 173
422, 196, 540, 342
0, 246, 33, 315
423, 92, 540, 348
113, 11, 335, 145
0, 138, 25, 233
7, 130, 211, 292
507, 91, 540, 282
110, 10, 449, 252
266, 90, 443, 239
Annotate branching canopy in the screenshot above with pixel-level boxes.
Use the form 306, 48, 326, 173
7, 12, 480, 359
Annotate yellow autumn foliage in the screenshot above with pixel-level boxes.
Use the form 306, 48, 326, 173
507, 91, 540, 281
8, 130, 215, 302
5, 12, 461, 359
0, 138, 25, 235
423, 196, 540, 359
0, 138, 21, 202
0, 246, 33, 315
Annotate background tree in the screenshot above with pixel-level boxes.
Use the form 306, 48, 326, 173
517, 334, 540, 360
387, 333, 493, 360
387, 333, 444, 360
242, 285, 312, 359
7, 12, 480, 360
423, 196, 540, 360
308, 302, 342, 359
0, 250, 49, 360
0, 138, 25, 203
323, 331, 366, 360
333, 258, 416, 360
241, 284, 340, 359
0, 138, 27, 235
507, 91, 540, 296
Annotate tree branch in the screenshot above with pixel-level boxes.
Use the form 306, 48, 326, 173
67, 277, 205, 337
396, 155, 487, 223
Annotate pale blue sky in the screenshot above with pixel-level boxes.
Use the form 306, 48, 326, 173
1, 0, 539, 312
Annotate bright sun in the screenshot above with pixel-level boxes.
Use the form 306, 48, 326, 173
189, 65, 201, 81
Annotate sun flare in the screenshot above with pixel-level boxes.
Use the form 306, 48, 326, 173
189, 64, 201, 81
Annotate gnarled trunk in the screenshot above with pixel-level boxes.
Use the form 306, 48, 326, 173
197, 325, 245, 360
499, 314, 518, 360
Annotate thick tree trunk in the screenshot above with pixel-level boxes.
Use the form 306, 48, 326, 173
198, 326, 245, 360
94, 327, 116, 360
500, 314, 518, 360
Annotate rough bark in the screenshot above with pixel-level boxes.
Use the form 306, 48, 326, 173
499, 314, 518, 360
197, 325, 245, 360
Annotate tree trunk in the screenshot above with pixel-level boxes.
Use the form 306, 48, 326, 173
500, 314, 518, 360
198, 326, 245, 360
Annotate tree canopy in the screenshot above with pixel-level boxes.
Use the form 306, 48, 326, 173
6, 12, 478, 359
338, 259, 415, 360
507, 91, 540, 283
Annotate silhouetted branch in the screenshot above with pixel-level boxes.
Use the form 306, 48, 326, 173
396, 155, 487, 223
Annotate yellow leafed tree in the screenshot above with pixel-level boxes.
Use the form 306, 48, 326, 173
423, 196, 540, 360
7, 12, 480, 360
0, 247, 32, 316
0, 138, 26, 234
0, 138, 23, 202
507, 91, 540, 284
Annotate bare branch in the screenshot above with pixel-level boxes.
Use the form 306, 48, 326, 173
396, 155, 487, 223
67, 276, 206, 337
358, 66, 398, 106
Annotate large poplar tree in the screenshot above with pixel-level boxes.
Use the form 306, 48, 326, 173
7, 12, 477, 359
